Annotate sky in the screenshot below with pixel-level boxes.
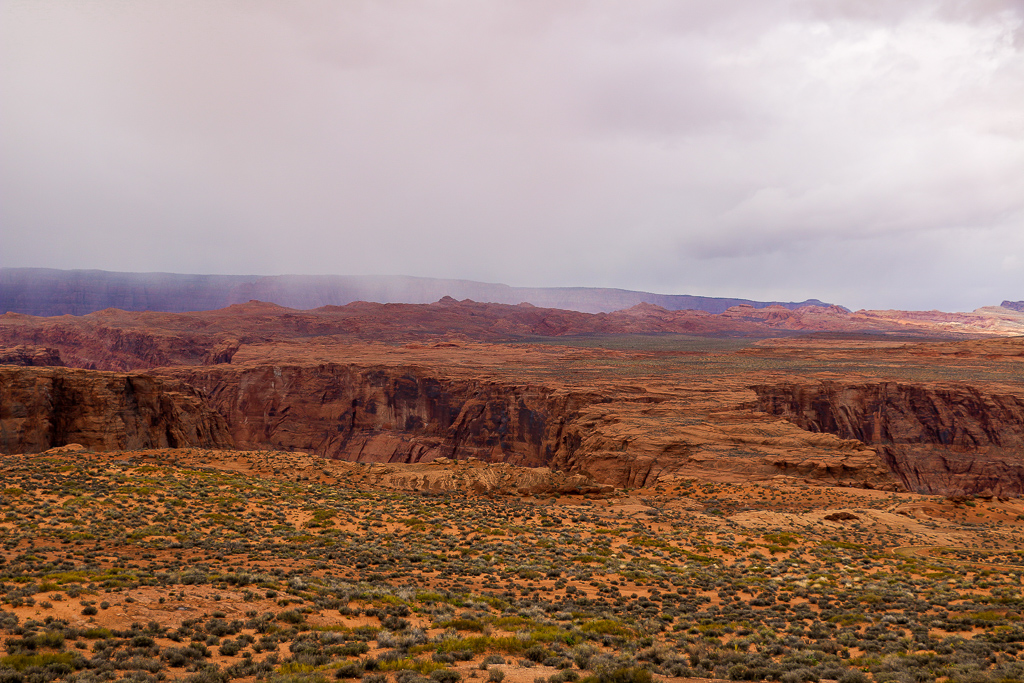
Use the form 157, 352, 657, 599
2, 1, 1022, 312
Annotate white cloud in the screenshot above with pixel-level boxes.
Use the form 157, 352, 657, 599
1, 0, 1022, 310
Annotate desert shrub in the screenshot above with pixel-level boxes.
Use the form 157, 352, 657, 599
65, 672, 104, 683
161, 645, 208, 667
383, 617, 411, 632
836, 670, 869, 683
121, 656, 164, 673
525, 646, 549, 663
184, 665, 228, 683
440, 619, 485, 633
545, 657, 573, 670
488, 671, 506, 683
225, 658, 274, 679
339, 642, 369, 657
430, 670, 461, 683
578, 668, 652, 683
395, 672, 430, 683
0, 652, 81, 673
278, 610, 306, 625
572, 645, 595, 670
206, 619, 240, 637
780, 668, 819, 683
335, 662, 365, 679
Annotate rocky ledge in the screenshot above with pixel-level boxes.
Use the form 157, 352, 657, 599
0, 366, 229, 454
752, 381, 1024, 496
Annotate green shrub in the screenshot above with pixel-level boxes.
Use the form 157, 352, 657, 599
839, 672, 868, 683
430, 670, 462, 683
0, 652, 79, 672
336, 662, 365, 679
579, 668, 652, 683
278, 610, 306, 625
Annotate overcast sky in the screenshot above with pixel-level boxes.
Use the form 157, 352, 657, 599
2, 1, 1022, 311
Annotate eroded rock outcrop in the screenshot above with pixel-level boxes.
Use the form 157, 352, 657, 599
165, 364, 592, 469
752, 381, 1024, 496
6, 295, 1000, 375
1002, 301, 1024, 313
0, 317, 218, 370
360, 460, 614, 497
0, 366, 230, 454
164, 364, 899, 490
0, 346, 64, 367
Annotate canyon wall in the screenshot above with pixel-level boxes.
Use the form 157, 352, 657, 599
0, 346, 64, 367
0, 367, 230, 454
7, 355, 1020, 496
166, 364, 592, 469
165, 365, 899, 490
752, 381, 1024, 496
0, 322, 220, 371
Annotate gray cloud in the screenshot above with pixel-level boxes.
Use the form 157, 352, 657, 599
1, 0, 1022, 311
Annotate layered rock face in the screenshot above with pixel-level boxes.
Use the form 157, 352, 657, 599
0, 319, 218, 371
0, 346, 64, 367
1002, 301, 1024, 312
166, 364, 590, 469
4, 296, 1003, 376
0, 367, 230, 454
752, 382, 1024, 495
164, 364, 900, 490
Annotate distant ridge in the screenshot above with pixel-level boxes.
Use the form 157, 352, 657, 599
0, 268, 836, 316
1002, 301, 1024, 313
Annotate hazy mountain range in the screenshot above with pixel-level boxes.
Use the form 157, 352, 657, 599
0, 268, 834, 317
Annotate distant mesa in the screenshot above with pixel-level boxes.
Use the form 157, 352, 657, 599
1002, 301, 1024, 312
0, 267, 836, 317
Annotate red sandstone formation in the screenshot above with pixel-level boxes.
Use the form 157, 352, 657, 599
1, 297, 1006, 373
752, 381, 1024, 496
156, 359, 897, 492
165, 363, 586, 468
1, 300, 1023, 496
0, 366, 229, 454
0, 345, 64, 367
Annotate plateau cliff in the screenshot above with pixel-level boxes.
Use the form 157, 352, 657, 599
752, 381, 1024, 496
0, 298, 985, 375
0, 346, 64, 367
162, 363, 896, 491
0, 366, 230, 454
165, 364, 589, 469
